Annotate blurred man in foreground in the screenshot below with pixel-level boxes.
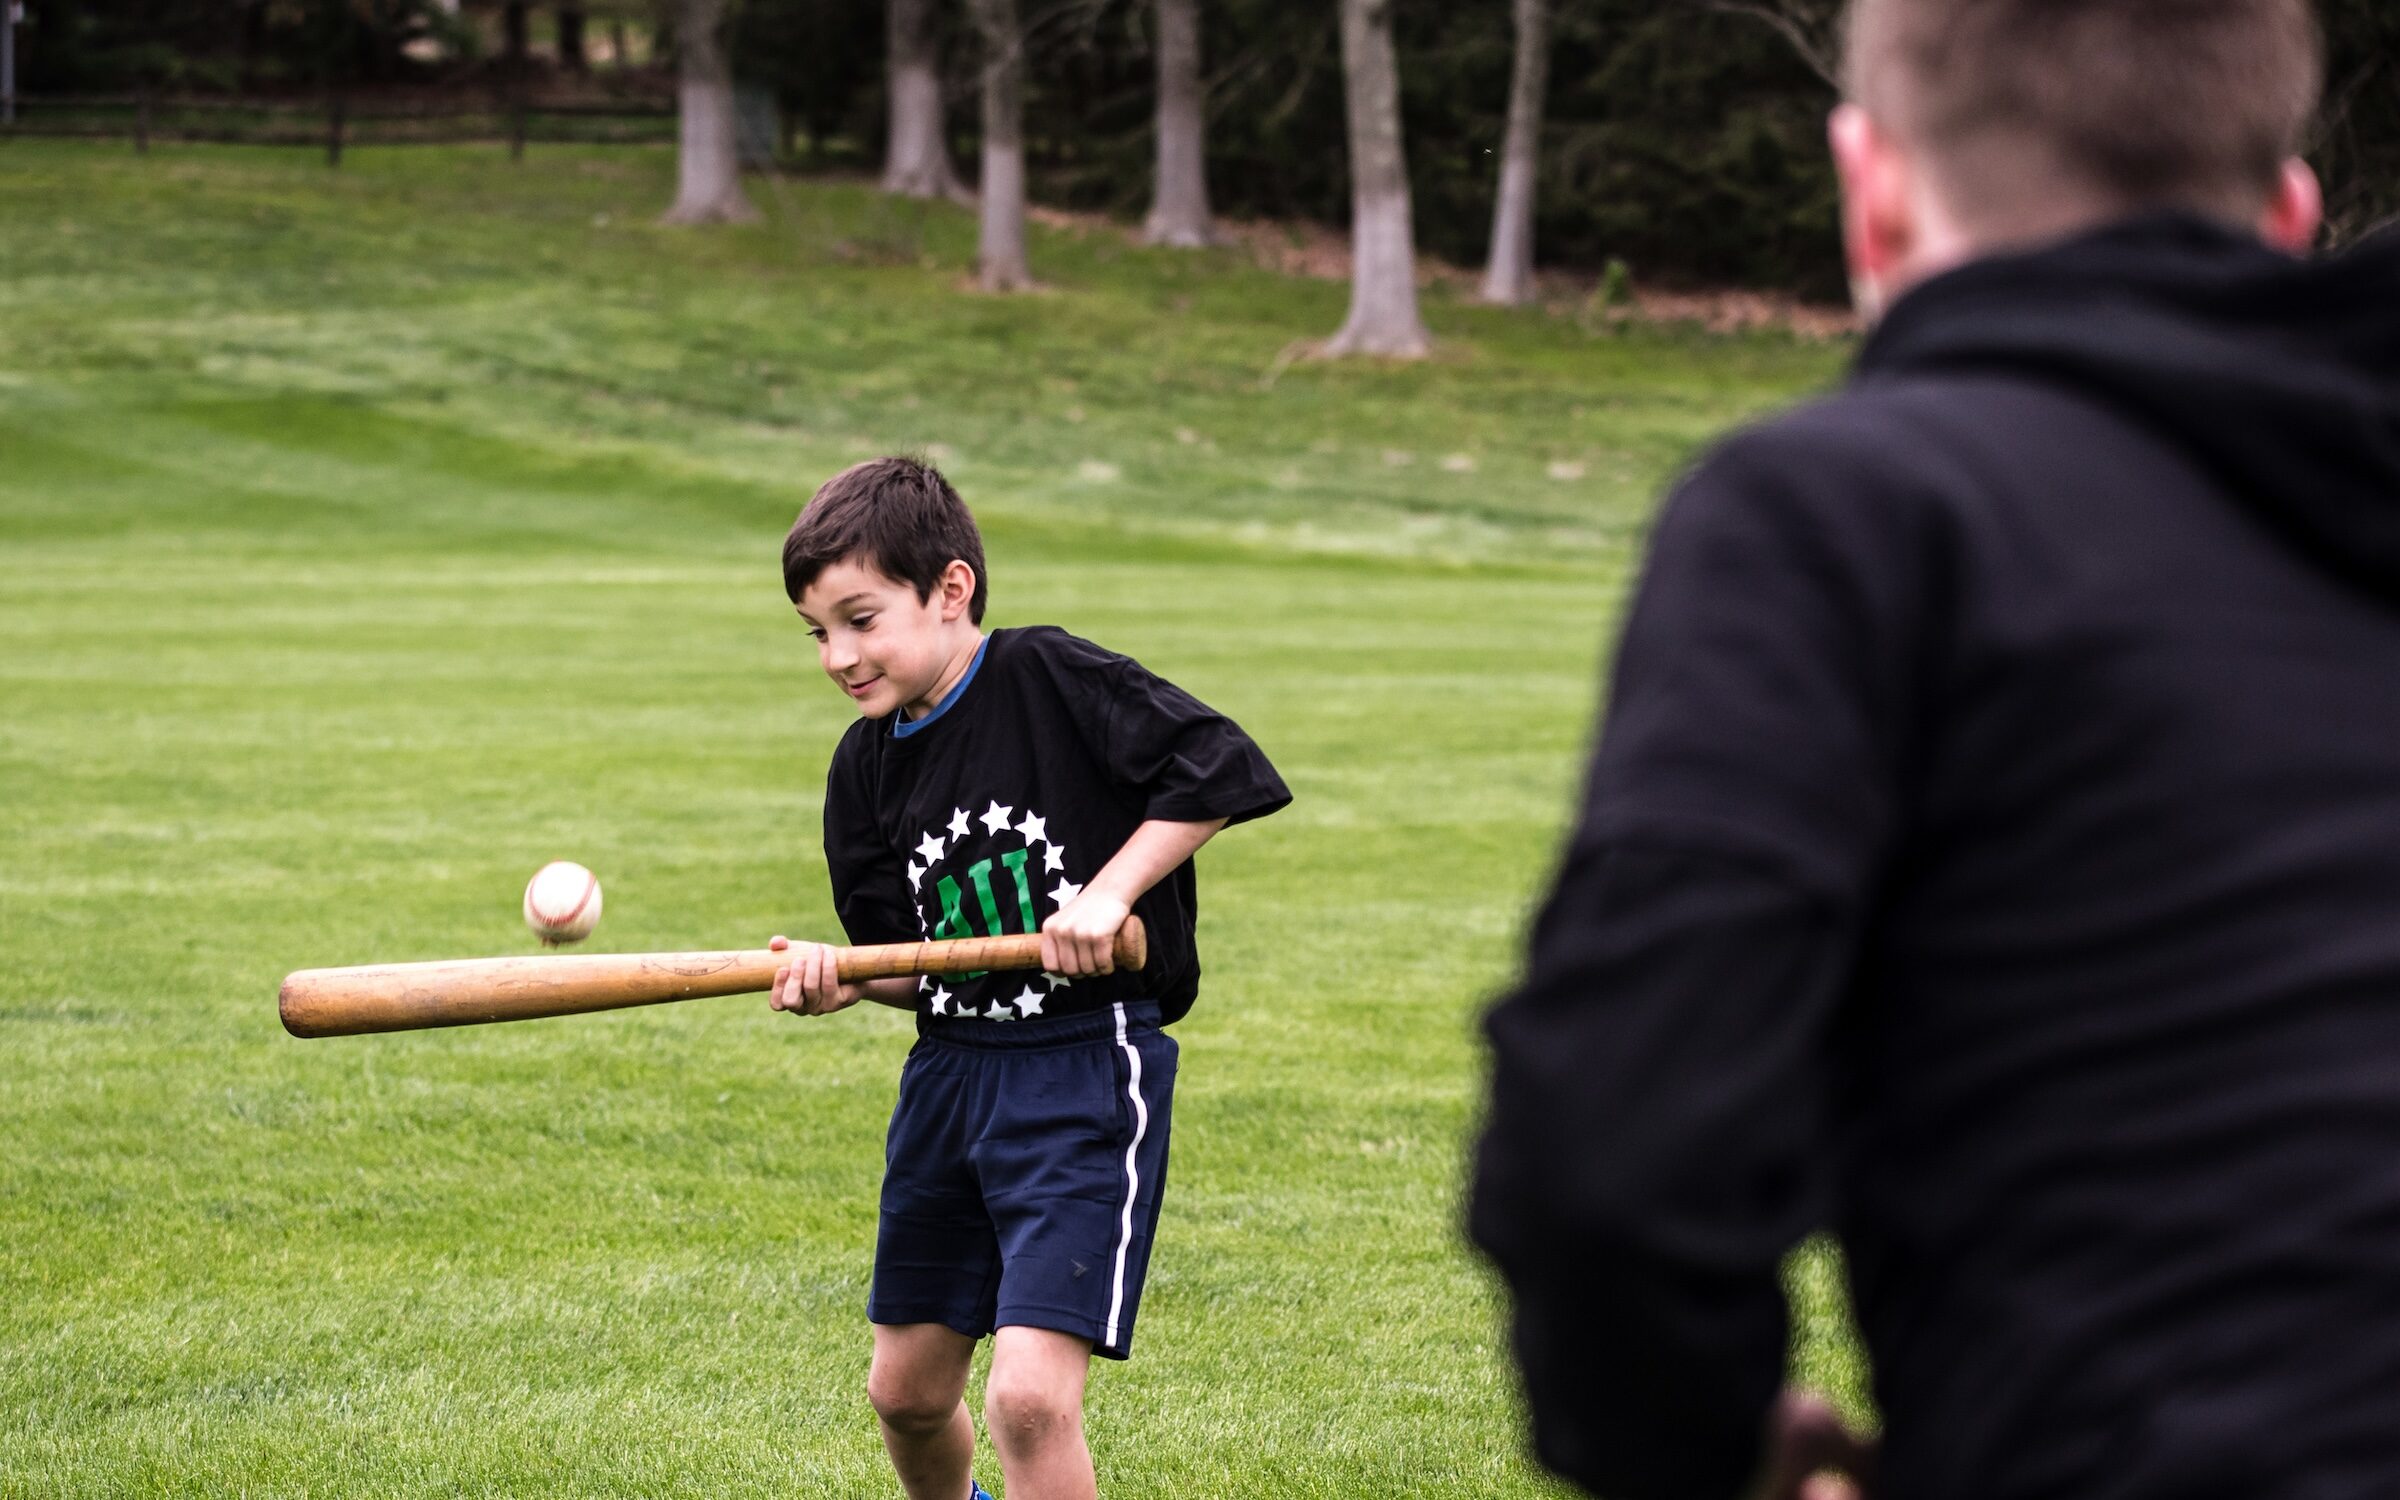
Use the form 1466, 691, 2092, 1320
1471, 2, 2400, 1496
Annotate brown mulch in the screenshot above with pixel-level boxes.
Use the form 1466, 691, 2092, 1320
1030, 202, 1856, 339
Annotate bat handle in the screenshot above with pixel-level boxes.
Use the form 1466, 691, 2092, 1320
831, 916, 1148, 983
1113, 914, 1149, 972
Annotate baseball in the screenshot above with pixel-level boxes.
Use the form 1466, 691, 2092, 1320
523, 861, 602, 946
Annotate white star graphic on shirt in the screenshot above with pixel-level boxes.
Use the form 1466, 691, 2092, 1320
1050, 878, 1083, 908
981, 800, 1015, 835
948, 807, 972, 840
983, 998, 1015, 1022
1011, 985, 1047, 1018
1043, 972, 1074, 989
1014, 812, 1048, 847
1043, 844, 1066, 873
928, 986, 953, 1015
915, 831, 946, 867
906, 860, 926, 890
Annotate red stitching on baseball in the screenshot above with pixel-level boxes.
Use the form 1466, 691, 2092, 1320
530, 866, 598, 930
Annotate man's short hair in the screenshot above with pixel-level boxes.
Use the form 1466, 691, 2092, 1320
1843, 0, 2322, 232
782, 456, 989, 622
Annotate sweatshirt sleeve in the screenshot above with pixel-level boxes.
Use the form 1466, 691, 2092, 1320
1471, 422, 1926, 1499
822, 725, 920, 948
1471, 844, 1847, 1500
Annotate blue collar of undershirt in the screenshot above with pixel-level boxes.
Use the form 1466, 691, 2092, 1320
893, 636, 988, 738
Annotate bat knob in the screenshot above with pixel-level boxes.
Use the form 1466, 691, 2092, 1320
1111, 916, 1149, 973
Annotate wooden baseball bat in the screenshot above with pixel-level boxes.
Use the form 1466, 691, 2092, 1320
278, 919, 1147, 1038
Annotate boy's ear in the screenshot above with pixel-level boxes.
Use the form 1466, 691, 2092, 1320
2258, 158, 2322, 254
938, 559, 977, 622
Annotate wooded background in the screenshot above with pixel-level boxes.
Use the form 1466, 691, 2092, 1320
10, 0, 2398, 307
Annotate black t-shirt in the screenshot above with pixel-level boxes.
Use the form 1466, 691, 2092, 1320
822, 626, 1289, 1028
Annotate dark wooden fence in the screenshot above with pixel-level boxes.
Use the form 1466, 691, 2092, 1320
0, 92, 677, 164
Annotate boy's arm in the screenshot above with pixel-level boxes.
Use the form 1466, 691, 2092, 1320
1041, 816, 1227, 976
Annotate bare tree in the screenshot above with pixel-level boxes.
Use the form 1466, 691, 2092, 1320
883, 0, 971, 201
969, 0, 1033, 289
1326, 0, 1430, 357
1479, 0, 1549, 305
1142, 0, 1214, 246
1703, 0, 1840, 89
661, 0, 761, 223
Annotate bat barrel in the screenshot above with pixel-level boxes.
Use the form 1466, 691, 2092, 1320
278, 949, 784, 1037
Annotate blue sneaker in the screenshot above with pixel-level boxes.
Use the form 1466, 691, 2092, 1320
969, 1484, 994, 1500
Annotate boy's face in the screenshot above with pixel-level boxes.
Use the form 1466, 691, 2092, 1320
795, 556, 977, 720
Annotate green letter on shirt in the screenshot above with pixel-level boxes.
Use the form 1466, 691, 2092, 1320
965, 857, 1004, 935
998, 846, 1039, 934
931, 874, 986, 978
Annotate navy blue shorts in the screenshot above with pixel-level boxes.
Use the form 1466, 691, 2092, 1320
869, 1000, 1177, 1361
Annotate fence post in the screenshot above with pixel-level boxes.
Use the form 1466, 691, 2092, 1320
2, 0, 17, 128
326, 86, 346, 168
135, 82, 151, 154
509, 83, 526, 163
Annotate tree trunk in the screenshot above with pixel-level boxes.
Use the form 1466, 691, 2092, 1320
1326, 0, 1430, 357
502, 1, 529, 73
1479, 0, 1548, 305
970, 0, 1032, 290
883, 0, 969, 201
557, 5, 588, 73
609, 17, 629, 66
237, 1, 267, 93
661, 0, 761, 224
1142, 0, 1213, 246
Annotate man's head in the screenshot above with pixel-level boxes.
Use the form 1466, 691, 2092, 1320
1833, 0, 2325, 317
784, 457, 988, 720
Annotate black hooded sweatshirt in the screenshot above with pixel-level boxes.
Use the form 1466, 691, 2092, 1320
1471, 217, 2400, 1500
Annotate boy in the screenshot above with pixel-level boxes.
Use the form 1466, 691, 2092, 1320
765, 457, 1289, 1500
1473, 1, 2400, 1497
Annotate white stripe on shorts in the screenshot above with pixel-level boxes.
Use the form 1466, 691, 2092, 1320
1105, 1001, 1148, 1349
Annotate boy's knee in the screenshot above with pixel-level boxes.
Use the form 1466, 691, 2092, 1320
868, 1367, 960, 1436
983, 1371, 1080, 1449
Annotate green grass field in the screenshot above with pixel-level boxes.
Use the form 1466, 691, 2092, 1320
0, 139, 1861, 1496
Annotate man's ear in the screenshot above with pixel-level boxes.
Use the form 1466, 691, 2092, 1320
939, 560, 978, 622
2258, 157, 2323, 254
1829, 103, 1915, 320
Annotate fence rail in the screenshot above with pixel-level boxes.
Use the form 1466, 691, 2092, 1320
0, 92, 681, 159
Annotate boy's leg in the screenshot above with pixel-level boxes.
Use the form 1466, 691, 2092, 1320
869, 1321, 979, 1500
985, 1324, 1096, 1500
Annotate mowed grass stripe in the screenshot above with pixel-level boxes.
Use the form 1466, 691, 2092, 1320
0, 140, 1862, 1496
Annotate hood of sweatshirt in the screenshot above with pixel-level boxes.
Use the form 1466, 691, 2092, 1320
1854, 214, 2400, 597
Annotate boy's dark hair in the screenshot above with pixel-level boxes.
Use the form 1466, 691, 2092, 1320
782, 457, 988, 623
1843, 0, 2321, 233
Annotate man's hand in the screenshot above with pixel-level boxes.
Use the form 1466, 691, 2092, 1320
767, 934, 864, 1017
1746, 1390, 1878, 1500
1041, 889, 1133, 978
